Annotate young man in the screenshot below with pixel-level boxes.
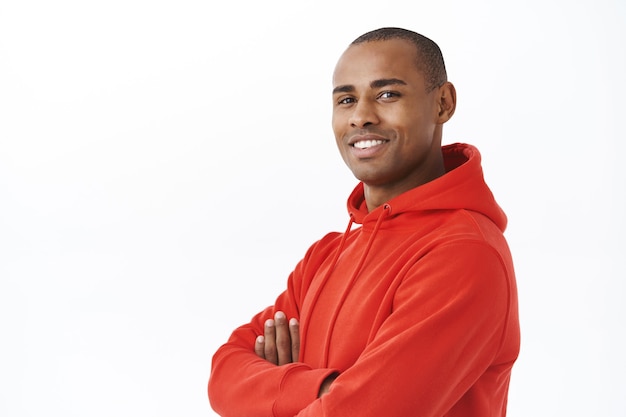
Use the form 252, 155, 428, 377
208, 27, 520, 417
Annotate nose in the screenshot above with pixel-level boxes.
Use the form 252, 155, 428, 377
349, 99, 379, 128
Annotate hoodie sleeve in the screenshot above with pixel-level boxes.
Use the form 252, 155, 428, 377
209, 239, 518, 417
295, 240, 518, 417
208, 237, 341, 417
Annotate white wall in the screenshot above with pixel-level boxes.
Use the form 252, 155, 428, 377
1, 0, 624, 415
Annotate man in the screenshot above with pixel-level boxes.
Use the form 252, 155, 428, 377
208, 27, 520, 417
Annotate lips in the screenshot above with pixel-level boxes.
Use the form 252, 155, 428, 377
353, 139, 386, 149
349, 133, 389, 149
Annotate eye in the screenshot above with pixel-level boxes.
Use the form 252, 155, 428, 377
337, 96, 356, 105
379, 91, 400, 100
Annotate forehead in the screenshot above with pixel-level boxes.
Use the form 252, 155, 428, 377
332, 39, 422, 87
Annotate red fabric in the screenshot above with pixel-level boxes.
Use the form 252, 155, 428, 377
208, 143, 520, 417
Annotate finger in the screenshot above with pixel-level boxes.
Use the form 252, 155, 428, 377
289, 318, 300, 362
263, 319, 278, 365
274, 311, 292, 365
254, 335, 265, 359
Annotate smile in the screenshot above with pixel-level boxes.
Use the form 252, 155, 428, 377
353, 139, 387, 149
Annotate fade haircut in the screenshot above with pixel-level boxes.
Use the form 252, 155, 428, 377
351, 27, 448, 92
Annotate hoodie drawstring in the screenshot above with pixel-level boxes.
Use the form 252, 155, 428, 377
298, 213, 355, 362
319, 204, 391, 366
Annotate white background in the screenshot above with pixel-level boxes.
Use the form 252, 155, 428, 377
1, 0, 624, 416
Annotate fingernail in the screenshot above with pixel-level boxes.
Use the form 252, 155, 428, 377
275, 311, 286, 320
265, 319, 274, 328
289, 318, 299, 326
256, 335, 264, 344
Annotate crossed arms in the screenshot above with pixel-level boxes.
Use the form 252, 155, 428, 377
254, 311, 336, 396
208, 241, 516, 417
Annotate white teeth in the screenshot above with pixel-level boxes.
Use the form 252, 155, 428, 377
353, 139, 385, 149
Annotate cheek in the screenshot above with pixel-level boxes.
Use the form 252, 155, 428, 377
393, 112, 430, 139
388, 105, 419, 123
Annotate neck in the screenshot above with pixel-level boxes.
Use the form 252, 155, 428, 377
364, 153, 445, 212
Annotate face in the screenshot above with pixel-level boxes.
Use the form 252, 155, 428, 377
332, 39, 454, 200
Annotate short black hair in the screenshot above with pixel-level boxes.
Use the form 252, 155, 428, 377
351, 27, 447, 92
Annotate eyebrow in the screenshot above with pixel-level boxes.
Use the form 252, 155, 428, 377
332, 78, 407, 95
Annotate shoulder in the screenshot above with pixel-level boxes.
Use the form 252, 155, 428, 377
304, 230, 350, 261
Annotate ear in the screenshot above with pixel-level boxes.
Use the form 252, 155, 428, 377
436, 82, 456, 124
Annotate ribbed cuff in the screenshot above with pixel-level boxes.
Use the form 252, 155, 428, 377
272, 365, 339, 417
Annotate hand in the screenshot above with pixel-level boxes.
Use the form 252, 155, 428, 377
254, 311, 300, 365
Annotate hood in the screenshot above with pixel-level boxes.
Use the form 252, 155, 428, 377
346, 143, 508, 232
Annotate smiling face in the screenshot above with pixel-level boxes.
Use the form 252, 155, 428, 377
332, 38, 456, 210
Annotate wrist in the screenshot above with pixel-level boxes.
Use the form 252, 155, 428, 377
318, 373, 338, 397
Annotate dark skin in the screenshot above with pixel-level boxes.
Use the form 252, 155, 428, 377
332, 39, 456, 211
254, 38, 456, 397
254, 311, 300, 366
254, 311, 336, 396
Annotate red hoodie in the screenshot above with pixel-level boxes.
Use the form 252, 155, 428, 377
208, 143, 520, 417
